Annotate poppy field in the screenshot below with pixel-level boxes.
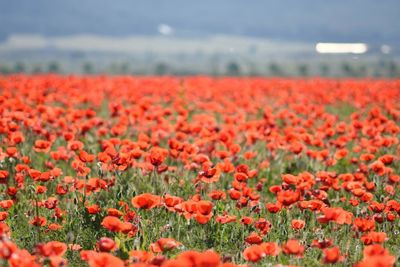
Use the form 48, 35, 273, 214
0, 75, 399, 267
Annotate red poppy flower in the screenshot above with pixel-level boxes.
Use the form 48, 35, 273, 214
291, 219, 305, 230
282, 239, 304, 257
82, 251, 124, 267
37, 241, 67, 257
131, 193, 161, 210
243, 245, 266, 262
96, 237, 117, 252
150, 238, 181, 253
323, 246, 344, 264
245, 232, 263, 244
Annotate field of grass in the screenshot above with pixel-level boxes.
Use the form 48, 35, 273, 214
0, 75, 399, 266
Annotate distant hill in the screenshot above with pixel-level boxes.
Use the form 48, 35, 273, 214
0, 0, 399, 44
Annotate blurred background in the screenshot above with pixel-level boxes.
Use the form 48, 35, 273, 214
0, 0, 399, 76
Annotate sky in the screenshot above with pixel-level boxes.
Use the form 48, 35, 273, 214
0, 0, 399, 45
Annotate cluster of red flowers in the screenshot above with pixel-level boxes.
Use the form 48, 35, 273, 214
0, 75, 399, 266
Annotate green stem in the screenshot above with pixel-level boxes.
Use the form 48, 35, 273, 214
34, 192, 42, 243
